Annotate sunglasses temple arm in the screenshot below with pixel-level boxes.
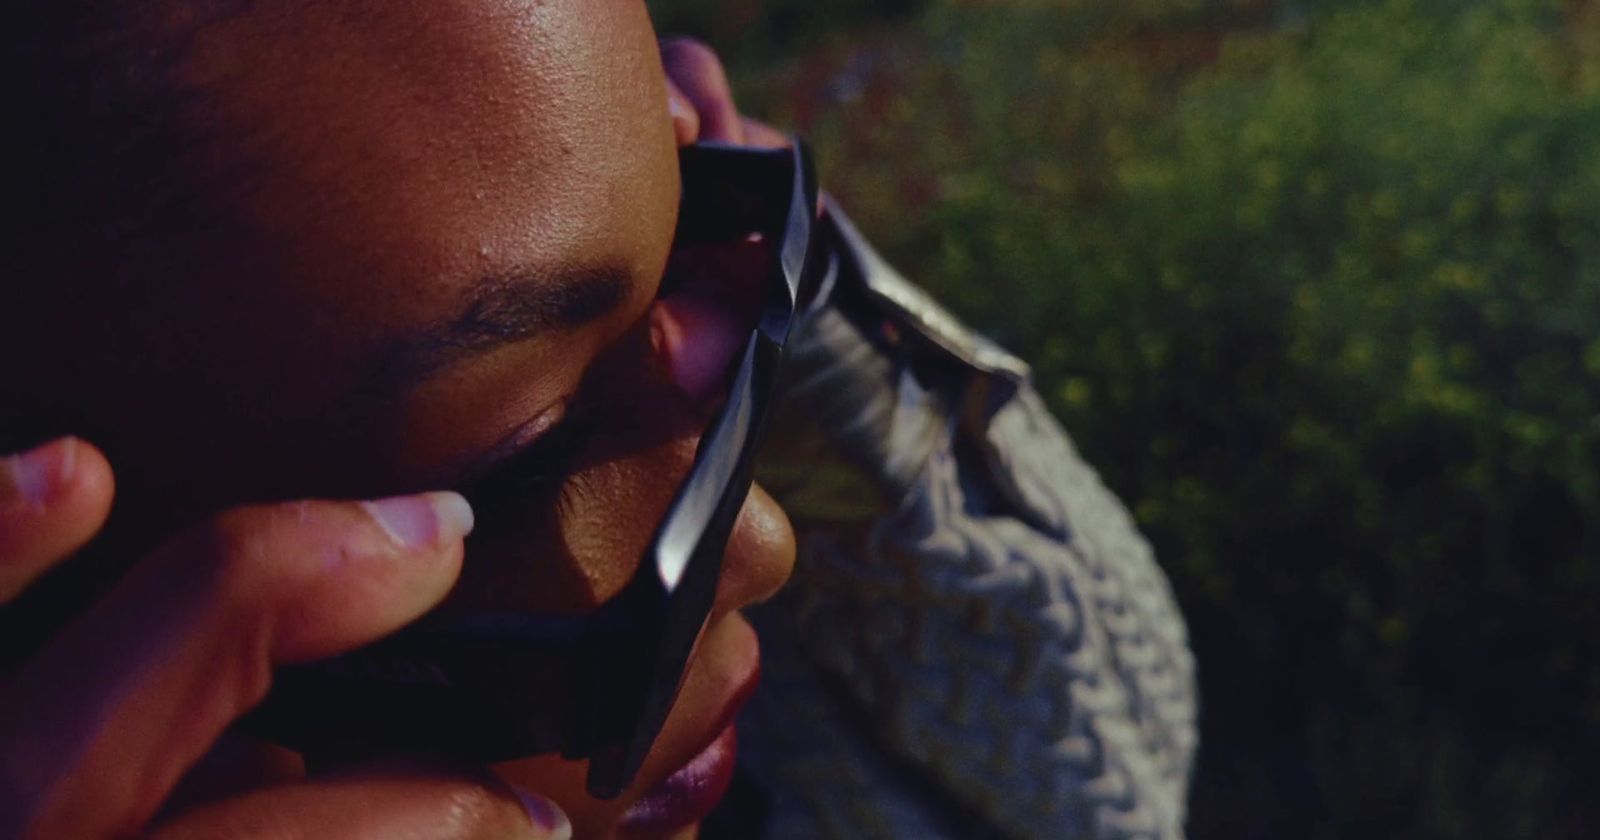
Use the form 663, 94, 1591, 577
584, 333, 784, 798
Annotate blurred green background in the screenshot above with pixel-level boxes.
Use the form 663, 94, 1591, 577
651, 0, 1600, 837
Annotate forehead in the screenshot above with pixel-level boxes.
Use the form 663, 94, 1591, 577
175, 0, 677, 349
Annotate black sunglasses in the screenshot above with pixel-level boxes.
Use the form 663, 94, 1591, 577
245, 140, 822, 799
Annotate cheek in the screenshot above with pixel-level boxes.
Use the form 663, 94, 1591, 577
446, 432, 698, 615
559, 440, 796, 617
446, 418, 794, 619
557, 444, 695, 599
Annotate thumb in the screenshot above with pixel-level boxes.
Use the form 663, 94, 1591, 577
0, 491, 473, 839
0, 437, 115, 602
148, 765, 573, 840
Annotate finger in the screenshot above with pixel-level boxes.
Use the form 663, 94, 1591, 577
654, 239, 768, 403
739, 117, 793, 151
149, 764, 571, 840
0, 492, 473, 840
665, 78, 700, 146
160, 734, 306, 818
738, 117, 825, 216
659, 37, 745, 145
0, 437, 114, 601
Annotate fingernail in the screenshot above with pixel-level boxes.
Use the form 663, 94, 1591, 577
512, 788, 573, 840
363, 491, 475, 549
667, 90, 698, 145
1, 438, 75, 508
668, 90, 692, 121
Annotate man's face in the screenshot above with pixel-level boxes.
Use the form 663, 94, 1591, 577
29, 1, 794, 836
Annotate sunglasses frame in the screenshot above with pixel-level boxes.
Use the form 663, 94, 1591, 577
245, 140, 822, 800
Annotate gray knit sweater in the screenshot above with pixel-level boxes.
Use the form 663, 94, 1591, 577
737, 204, 1198, 840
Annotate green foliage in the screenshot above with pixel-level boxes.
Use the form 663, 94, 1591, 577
650, 0, 930, 65
658, 0, 1600, 836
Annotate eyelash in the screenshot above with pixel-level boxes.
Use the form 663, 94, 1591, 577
460, 416, 601, 521
458, 319, 661, 522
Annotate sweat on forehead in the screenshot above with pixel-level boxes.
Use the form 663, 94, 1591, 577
9, 0, 670, 321
2, 0, 680, 460
2, 0, 610, 273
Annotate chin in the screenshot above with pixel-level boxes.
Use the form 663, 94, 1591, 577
494, 614, 761, 839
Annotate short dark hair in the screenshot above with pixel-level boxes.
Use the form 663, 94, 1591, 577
0, 2, 267, 451
2, 2, 255, 310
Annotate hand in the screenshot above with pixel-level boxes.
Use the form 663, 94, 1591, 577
656, 37, 824, 404
660, 37, 792, 150
0, 437, 572, 840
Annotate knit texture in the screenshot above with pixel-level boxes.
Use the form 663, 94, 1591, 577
740, 210, 1197, 839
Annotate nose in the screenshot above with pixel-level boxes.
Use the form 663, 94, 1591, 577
649, 236, 792, 610
650, 300, 795, 615
719, 479, 795, 613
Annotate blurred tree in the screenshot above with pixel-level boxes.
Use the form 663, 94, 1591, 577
652, 0, 1600, 836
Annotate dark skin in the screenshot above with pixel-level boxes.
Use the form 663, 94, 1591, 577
1, 3, 794, 838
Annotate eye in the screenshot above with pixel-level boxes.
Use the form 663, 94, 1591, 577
458, 416, 601, 529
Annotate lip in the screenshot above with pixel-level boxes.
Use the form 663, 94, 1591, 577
616, 721, 739, 836
616, 618, 761, 835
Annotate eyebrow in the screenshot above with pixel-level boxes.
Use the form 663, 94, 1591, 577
361, 264, 632, 399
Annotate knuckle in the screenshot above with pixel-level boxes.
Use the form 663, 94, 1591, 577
177, 503, 327, 607
191, 508, 274, 584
